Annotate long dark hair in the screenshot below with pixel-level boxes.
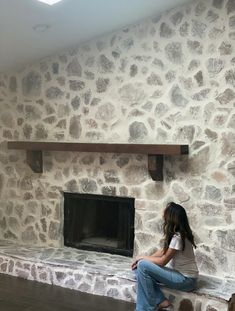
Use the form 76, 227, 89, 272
163, 202, 196, 254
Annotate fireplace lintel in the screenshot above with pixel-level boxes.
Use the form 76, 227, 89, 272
8, 141, 189, 181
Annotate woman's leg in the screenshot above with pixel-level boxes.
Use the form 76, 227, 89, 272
135, 260, 196, 311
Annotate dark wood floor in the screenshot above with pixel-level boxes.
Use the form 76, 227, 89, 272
0, 274, 135, 311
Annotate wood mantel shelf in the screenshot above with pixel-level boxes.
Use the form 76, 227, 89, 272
8, 141, 189, 181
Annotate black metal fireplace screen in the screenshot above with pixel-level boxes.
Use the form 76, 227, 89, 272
64, 192, 135, 256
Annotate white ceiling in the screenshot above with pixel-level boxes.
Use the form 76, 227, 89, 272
0, 0, 192, 73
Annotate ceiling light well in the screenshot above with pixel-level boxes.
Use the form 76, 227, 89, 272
37, 0, 63, 6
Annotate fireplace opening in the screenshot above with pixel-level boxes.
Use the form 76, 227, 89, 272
64, 192, 135, 256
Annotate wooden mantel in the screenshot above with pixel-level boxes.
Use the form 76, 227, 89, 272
8, 141, 189, 181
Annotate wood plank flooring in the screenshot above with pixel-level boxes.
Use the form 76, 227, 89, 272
0, 274, 135, 311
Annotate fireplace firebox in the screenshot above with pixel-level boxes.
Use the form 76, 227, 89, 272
64, 192, 135, 256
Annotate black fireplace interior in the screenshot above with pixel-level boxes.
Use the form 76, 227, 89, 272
64, 192, 135, 256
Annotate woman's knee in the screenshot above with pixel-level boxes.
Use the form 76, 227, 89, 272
137, 259, 152, 274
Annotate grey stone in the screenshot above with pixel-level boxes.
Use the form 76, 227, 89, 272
25, 105, 42, 120
152, 58, 164, 70
104, 170, 119, 183
20, 177, 33, 191
205, 129, 218, 141
217, 229, 235, 251
4, 230, 17, 240
23, 124, 33, 139
165, 70, 176, 82
188, 60, 200, 71
69, 116, 82, 138
192, 20, 207, 38
196, 251, 217, 274
221, 132, 235, 156
175, 125, 195, 143
119, 83, 146, 106
22, 71, 41, 97
48, 221, 60, 240
69, 80, 85, 91
180, 21, 189, 37
172, 183, 190, 203
227, 161, 235, 177
216, 88, 235, 104
43, 116, 56, 124
35, 124, 48, 140
205, 185, 222, 202
116, 156, 129, 168
40, 218, 47, 232
227, 0, 235, 14
154, 103, 169, 117
95, 103, 115, 121
194, 71, 203, 86
225, 70, 235, 87
84, 71, 95, 80
195, 1, 207, 15
209, 26, 225, 39
96, 78, 109, 93
52, 63, 59, 74
22, 227, 38, 243
98, 55, 114, 73
219, 42, 232, 55
228, 114, 235, 129
230, 15, 235, 29
79, 178, 97, 193
107, 287, 119, 298
101, 186, 116, 196
85, 131, 103, 141
206, 10, 219, 23
147, 73, 162, 86
0, 112, 15, 128
192, 89, 210, 101
229, 31, 235, 40
80, 155, 95, 165
187, 40, 202, 54
165, 42, 184, 64
170, 11, 183, 25
129, 121, 148, 142
66, 58, 82, 77
198, 203, 222, 216
160, 22, 174, 37
130, 64, 138, 77
46, 87, 63, 100
170, 85, 188, 107
24, 216, 35, 226
206, 58, 224, 76
65, 179, 78, 192
71, 96, 80, 110
9, 76, 17, 92
124, 165, 148, 185
224, 198, 235, 209
213, 0, 224, 9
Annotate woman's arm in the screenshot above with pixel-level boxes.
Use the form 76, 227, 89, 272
132, 248, 177, 269
151, 249, 164, 257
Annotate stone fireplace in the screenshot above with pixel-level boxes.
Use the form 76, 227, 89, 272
64, 192, 135, 256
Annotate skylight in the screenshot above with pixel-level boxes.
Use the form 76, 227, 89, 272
37, 0, 63, 5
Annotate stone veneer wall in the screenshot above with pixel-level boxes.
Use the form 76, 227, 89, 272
0, 0, 234, 279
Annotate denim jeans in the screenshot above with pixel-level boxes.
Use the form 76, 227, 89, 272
135, 260, 197, 311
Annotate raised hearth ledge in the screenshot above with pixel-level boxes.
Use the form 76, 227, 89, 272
7, 141, 189, 181
0, 241, 233, 310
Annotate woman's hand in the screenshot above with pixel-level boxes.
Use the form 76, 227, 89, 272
131, 255, 146, 270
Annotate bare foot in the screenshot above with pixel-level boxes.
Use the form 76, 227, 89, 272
158, 299, 171, 309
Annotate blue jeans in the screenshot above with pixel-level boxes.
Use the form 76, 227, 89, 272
135, 260, 197, 311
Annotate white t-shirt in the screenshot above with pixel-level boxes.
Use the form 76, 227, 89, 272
166, 233, 198, 278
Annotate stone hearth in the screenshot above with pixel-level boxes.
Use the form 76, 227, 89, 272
0, 241, 234, 311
